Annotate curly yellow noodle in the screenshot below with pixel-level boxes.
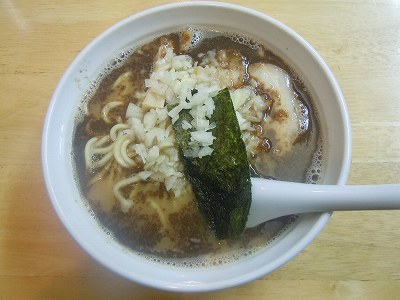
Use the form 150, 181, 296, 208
120, 137, 137, 167
112, 174, 141, 212
84, 137, 98, 168
101, 101, 123, 123
113, 134, 131, 168
91, 151, 114, 169
110, 123, 130, 141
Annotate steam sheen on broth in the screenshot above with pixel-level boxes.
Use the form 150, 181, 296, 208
72, 28, 323, 265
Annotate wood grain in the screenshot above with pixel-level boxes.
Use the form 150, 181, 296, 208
1, 0, 399, 298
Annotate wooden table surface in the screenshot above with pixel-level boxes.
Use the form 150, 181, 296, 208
1, 0, 400, 299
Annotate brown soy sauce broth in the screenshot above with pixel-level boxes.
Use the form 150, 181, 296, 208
72, 27, 324, 267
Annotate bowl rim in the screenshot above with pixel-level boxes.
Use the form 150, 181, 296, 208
42, 1, 352, 292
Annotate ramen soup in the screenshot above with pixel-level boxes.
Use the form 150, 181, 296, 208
73, 28, 323, 265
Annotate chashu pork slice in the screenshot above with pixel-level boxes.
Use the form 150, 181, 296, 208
248, 63, 302, 157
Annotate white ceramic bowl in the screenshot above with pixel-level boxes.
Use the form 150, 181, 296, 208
42, 2, 351, 292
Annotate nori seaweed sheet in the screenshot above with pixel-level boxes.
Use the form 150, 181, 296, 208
172, 88, 252, 239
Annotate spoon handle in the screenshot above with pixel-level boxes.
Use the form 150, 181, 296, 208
248, 178, 400, 227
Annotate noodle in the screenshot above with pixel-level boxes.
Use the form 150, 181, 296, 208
113, 134, 133, 168
120, 137, 137, 167
112, 171, 153, 212
84, 137, 98, 168
110, 123, 130, 141
91, 151, 114, 169
101, 101, 123, 123
92, 143, 114, 155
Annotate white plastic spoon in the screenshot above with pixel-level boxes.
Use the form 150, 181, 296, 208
247, 178, 400, 228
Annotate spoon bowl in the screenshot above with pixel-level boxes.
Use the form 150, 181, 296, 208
248, 178, 400, 227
